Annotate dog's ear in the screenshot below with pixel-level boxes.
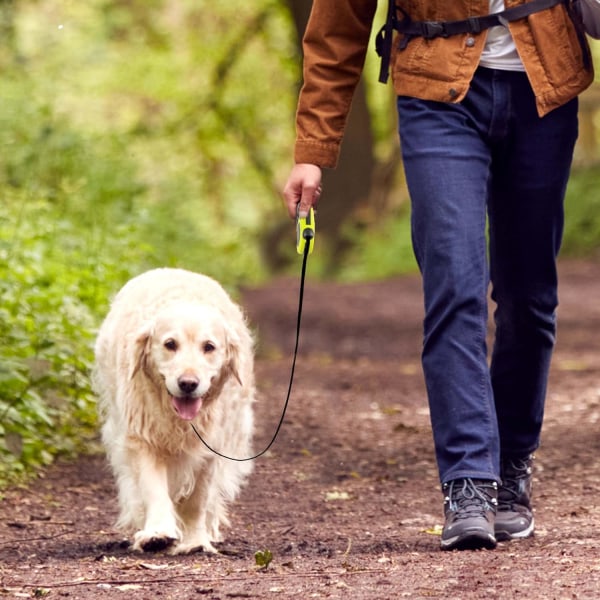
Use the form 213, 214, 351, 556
224, 325, 244, 387
130, 324, 153, 380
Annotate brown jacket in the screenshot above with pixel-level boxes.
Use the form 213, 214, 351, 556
295, 0, 594, 168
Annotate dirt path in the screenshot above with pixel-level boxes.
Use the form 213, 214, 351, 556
1, 259, 600, 599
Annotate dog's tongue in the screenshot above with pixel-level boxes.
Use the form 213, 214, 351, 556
171, 396, 203, 421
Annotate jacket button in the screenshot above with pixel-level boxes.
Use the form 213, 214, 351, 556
466, 37, 475, 47
449, 88, 459, 99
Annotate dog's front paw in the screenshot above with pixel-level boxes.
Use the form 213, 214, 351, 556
170, 535, 217, 555
133, 530, 178, 553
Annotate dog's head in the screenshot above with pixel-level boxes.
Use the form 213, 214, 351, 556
130, 303, 243, 421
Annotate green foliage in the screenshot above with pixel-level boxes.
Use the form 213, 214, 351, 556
335, 166, 600, 283
0, 0, 298, 485
13, 0, 296, 285
0, 65, 144, 484
562, 167, 600, 257
336, 207, 418, 283
0, 200, 133, 486
0, 85, 151, 485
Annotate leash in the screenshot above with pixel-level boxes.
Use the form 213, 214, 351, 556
190, 207, 315, 461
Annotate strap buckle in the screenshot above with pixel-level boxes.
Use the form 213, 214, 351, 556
420, 21, 447, 38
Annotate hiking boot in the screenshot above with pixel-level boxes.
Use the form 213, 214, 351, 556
440, 478, 498, 551
495, 455, 534, 541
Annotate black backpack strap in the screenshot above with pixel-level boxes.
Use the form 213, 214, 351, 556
375, 0, 398, 83
396, 0, 566, 40
376, 0, 573, 84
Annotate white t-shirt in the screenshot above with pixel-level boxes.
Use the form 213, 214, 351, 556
479, 0, 525, 71
479, 0, 600, 68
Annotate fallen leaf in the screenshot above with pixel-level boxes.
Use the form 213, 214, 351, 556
325, 491, 351, 502
423, 524, 443, 536
254, 549, 273, 569
116, 584, 143, 591
556, 359, 589, 371
139, 562, 172, 570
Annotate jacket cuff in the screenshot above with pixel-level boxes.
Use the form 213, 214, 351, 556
294, 139, 340, 169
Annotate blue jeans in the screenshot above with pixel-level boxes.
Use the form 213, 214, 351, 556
397, 67, 578, 485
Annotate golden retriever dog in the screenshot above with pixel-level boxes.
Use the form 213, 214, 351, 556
93, 268, 255, 554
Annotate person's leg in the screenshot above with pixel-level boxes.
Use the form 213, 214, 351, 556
397, 72, 501, 550
488, 75, 578, 458
397, 86, 499, 487
487, 71, 578, 540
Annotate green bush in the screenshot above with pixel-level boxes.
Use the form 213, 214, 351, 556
0, 82, 151, 484
0, 196, 143, 486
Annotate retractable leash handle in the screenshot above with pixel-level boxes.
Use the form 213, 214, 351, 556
296, 206, 315, 255
190, 207, 316, 461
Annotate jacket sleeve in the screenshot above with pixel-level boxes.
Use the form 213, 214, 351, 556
294, 0, 379, 168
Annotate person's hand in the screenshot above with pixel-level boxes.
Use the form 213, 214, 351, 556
282, 163, 322, 219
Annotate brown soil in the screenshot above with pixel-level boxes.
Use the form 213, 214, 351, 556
1, 259, 600, 599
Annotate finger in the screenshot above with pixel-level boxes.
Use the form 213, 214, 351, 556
297, 184, 322, 218
283, 183, 303, 219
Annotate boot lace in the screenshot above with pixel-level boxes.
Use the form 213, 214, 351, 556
444, 478, 498, 519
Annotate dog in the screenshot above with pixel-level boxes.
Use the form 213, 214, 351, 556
93, 268, 255, 554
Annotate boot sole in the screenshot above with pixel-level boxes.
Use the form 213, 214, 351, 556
441, 530, 497, 551
495, 518, 535, 542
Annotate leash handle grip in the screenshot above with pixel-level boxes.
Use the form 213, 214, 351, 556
296, 206, 316, 255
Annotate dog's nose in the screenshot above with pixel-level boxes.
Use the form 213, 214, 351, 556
177, 375, 200, 395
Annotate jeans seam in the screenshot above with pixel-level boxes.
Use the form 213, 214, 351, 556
477, 260, 497, 478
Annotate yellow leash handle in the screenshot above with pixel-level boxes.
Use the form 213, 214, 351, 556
296, 206, 316, 255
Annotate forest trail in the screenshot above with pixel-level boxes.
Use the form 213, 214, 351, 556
1, 259, 599, 599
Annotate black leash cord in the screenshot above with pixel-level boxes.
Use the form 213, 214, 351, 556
190, 239, 310, 461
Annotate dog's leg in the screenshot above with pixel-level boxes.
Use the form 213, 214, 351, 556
131, 450, 181, 552
169, 464, 218, 555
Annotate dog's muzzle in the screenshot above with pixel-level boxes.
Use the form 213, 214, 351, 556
170, 375, 204, 421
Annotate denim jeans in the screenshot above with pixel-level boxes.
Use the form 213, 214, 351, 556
397, 67, 578, 485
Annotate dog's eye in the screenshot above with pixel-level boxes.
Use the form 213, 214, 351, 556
203, 341, 216, 353
164, 339, 178, 351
